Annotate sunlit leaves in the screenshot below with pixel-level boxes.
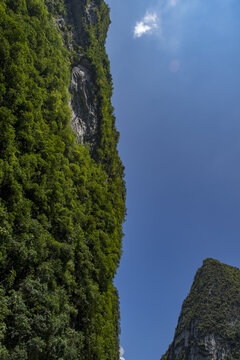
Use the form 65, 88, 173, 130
0, 0, 125, 359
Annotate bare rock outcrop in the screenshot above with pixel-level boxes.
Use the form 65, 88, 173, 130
49, 0, 102, 149
69, 63, 98, 146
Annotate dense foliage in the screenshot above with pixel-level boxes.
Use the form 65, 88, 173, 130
0, 0, 125, 359
161, 259, 240, 360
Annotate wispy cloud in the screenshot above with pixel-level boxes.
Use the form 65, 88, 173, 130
134, 11, 159, 38
168, 0, 179, 7
133, 0, 200, 46
120, 346, 125, 360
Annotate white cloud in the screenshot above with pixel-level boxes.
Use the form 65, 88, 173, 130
134, 23, 151, 38
134, 11, 159, 38
133, 0, 199, 46
120, 346, 125, 360
168, 0, 179, 7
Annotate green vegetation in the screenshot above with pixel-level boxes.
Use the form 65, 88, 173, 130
0, 0, 125, 359
179, 259, 240, 344
161, 259, 240, 359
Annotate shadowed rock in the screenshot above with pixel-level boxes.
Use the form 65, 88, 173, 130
69, 63, 98, 147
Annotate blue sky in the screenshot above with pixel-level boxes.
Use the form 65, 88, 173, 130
105, 0, 240, 359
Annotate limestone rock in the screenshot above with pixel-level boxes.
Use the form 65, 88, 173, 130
161, 259, 240, 360
69, 63, 98, 147
49, 0, 102, 150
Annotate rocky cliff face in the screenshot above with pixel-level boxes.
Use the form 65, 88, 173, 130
161, 259, 240, 360
66, 0, 99, 148
163, 321, 230, 360
69, 59, 98, 147
47, 0, 108, 149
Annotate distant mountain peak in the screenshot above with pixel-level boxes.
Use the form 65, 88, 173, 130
161, 259, 240, 360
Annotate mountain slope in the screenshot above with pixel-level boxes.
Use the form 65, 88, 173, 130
161, 259, 240, 360
0, 0, 125, 359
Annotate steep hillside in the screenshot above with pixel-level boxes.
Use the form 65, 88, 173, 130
161, 259, 240, 360
0, 0, 125, 359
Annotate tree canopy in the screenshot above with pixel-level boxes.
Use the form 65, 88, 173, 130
0, 0, 125, 359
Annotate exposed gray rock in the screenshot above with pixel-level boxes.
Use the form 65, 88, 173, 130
51, 0, 101, 150
166, 321, 230, 360
69, 63, 98, 146
86, 1, 98, 25
160, 259, 240, 360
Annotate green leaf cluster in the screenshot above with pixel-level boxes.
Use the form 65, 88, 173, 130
0, 0, 125, 359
